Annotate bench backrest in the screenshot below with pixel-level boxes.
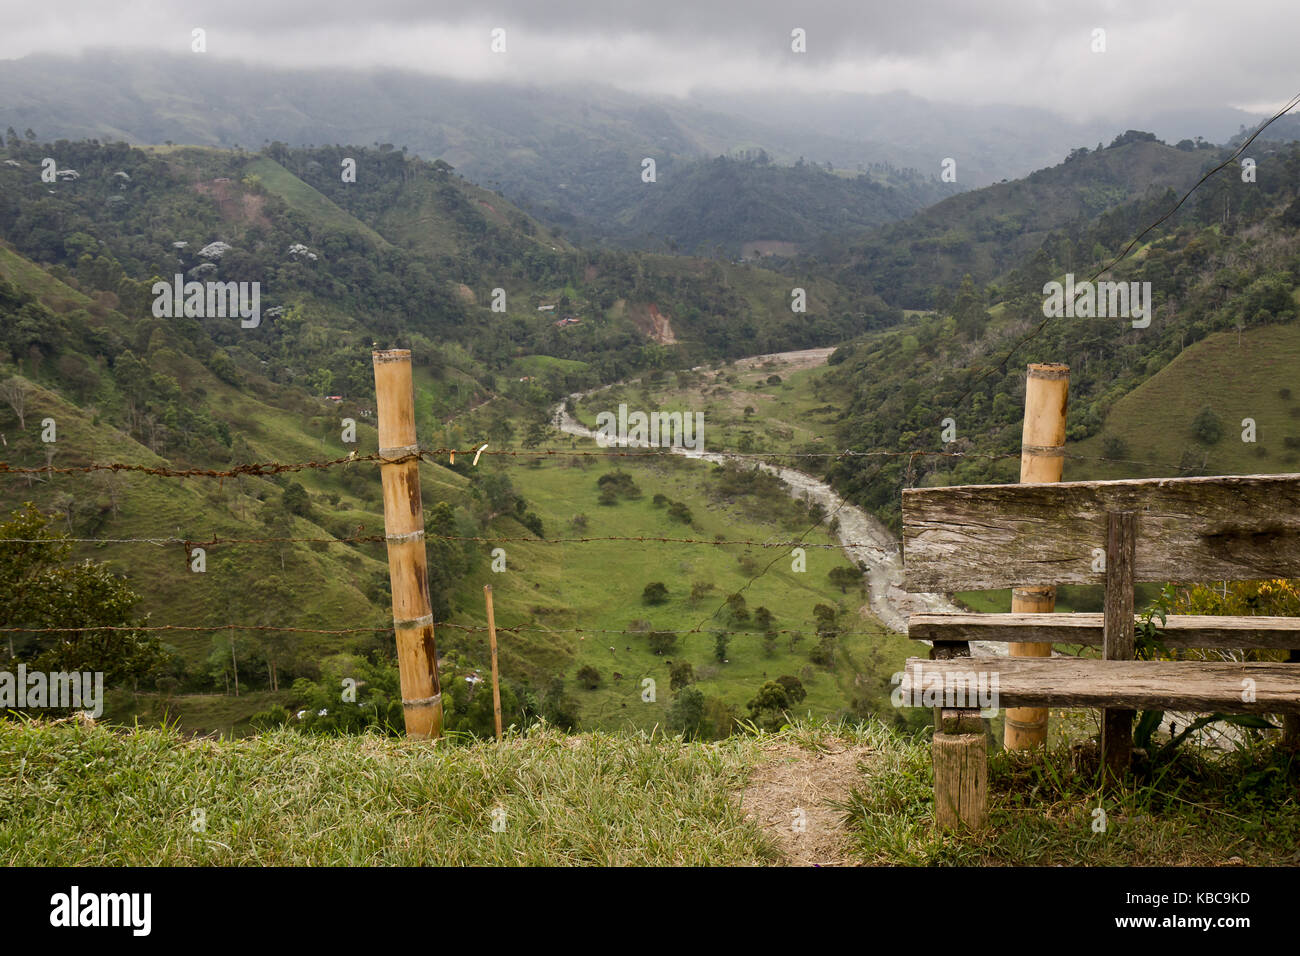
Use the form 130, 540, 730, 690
903, 472, 1300, 593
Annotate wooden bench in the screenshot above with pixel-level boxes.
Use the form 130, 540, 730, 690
899, 472, 1300, 828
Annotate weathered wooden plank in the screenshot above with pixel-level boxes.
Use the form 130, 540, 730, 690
1102, 512, 1137, 778
902, 472, 1300, 591
908, 612, 1300, 649
899, 657, 1300, 712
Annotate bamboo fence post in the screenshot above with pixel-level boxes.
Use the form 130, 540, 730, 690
484, 584, 503, 741
1003, 362, 1069, 750
373, 349, 442, 739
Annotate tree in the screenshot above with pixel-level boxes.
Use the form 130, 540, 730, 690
668, 686, 706, 739
0, 503, 164, 685
746, 680, 792, 731
725, 592, 749, 623
1, 377, 31, 430
648, 631, 676, 655
775, 675, 806, 703
1191, 406, 1223, 445
827, 567, 862, 593
576, 665, 602, 689
282, 480, 313, 517
642, 581, 669, 605
713, 632, 730, 662
669, 660, 695, 691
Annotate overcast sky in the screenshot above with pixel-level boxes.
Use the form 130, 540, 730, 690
1, 0, 1294, 118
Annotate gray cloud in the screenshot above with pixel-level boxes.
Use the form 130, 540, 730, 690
1, 0, 1297, 117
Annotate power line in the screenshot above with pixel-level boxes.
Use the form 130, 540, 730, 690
951, 90, 1300, 408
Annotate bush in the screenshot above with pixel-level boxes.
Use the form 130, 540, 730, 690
669, 661, 695, 691
648, 631, 676, 655
642, 582, 669, 605
1101, 434, 1129, 460
667, 501, 693, 524
1191, 407, 1223, 445
597, 469, 642, 502
576, 665, 602, 689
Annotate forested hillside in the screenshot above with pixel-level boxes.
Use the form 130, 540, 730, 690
809, 134, 1227, 308
816, 138, 1300, 530
0, 135, 878, 735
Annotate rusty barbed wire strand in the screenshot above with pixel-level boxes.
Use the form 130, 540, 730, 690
0, 445, 1194, 479
0, 532, 869, 550
0, 622, 883, 638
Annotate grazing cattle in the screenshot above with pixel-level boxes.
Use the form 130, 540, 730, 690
613, 672, 623, 681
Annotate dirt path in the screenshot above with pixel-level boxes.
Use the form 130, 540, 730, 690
738, 740, 873, 866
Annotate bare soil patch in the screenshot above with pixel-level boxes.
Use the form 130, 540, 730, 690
738, 740, 872, 866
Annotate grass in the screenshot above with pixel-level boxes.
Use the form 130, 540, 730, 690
5, 716, 1295, 866
0, 718, 778, 866
1071, 321, 1300, 480
571, 357, 840, 455
492, 450, 909, 731
843, 726, 1300, 866
242, 157, 391, 248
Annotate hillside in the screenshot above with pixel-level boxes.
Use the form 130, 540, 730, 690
810, 135, 1227, 309
810, 138, 1300, 530
576, 154, 956, 257
0, 137, 888, 735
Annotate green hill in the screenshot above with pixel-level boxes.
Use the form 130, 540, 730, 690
811, 136, 1225, 309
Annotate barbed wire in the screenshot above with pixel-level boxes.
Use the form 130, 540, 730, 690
0, 532, 864, 550
0, 622, 878, 639
0, 444, 1191, 479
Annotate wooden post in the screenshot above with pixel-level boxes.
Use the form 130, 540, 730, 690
373, 349, 442, 740
1004, 362, 1069, 750
931, 639, 988, 829
1101, 511, 1137, 782
484, 584, 503, 741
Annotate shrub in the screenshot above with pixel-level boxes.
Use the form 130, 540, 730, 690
1191, 407, 1223, 445
648, 631, 676, 655
642, 582, 669, 605
667, 501, 693, 524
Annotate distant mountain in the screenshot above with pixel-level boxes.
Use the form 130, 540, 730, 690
0, 51, 1271, 254
559, 154, 958, 256
806, 136, 1227, 309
